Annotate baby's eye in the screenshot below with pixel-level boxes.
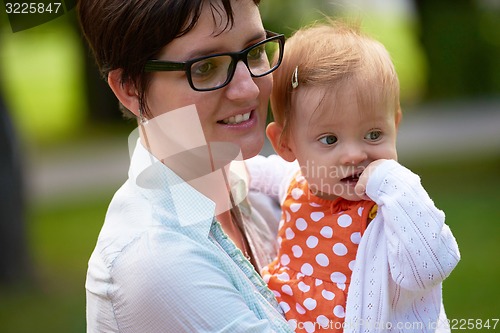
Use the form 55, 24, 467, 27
318, 135, 338, 145
365, 130, 382, 141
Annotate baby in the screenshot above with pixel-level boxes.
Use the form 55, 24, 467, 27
248, 21, 460, 333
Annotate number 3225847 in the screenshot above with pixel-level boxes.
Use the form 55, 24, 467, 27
5, 2, 62, 14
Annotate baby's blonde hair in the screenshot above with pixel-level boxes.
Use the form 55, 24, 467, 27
270, 20, 401, 140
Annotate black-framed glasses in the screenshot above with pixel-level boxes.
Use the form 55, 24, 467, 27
145, 30, 285, 92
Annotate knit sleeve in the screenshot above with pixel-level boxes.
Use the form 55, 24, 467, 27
245, 154, 300, 204
365, 160, 460, 291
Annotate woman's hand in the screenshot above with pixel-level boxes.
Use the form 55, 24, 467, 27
354, 159, 390, 200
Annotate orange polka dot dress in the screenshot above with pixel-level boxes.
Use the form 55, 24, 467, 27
261, 172, 376, 332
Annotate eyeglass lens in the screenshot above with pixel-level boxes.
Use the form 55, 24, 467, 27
189, 38, 281, 90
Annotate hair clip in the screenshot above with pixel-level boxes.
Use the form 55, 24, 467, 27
291, 66, 299, 89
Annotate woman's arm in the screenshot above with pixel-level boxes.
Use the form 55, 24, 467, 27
88, 231, 293, 333
361, 159, 460, 291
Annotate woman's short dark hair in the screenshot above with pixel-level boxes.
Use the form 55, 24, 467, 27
77, 0, 260, 118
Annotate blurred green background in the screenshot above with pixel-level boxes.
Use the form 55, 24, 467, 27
0, 0, 499, 332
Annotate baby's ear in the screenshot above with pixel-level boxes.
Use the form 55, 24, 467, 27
266, 122, 296, 162
395, 109, 403, 130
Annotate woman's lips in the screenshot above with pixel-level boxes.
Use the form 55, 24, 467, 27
219, 111, 251, 125
217, 110, 257, 130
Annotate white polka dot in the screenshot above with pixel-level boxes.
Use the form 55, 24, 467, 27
306, 236, 319, 248
330, 271, 347, 284
337, 283, 346, 291
281, 284, 293, 295
333, 305, 345, 318
285, 211, 291, 223
309, 202, 321, 208
301, 263, 314, 276
272, 290, 281, 298
358, 206, 364, 216
298, 281, 310, 292
304, 298, 317, 311
321, 289, 335, 301
303, 321, 315, 333
295, 218, 308, 231
279, 301, 290, 313
290, 203, 302, 212
348, 260, 356, 271
292, 245, 303, 258
315, 253, 329, 267
321, 289, 335, 300
337, 214, 352, 227
285, 227, 295, 240
310, 211, 325, 222
315, 279, 323, 286
280, 254, 290, 266
296, 303, 306, 315
292, 188, 304, 200
333, 243, 348, 256
351, 232, 361, 244
320, 226, 333, 238
316, 315, 330, 328
276, 272, 290, 281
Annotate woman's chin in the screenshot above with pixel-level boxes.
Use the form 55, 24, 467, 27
240, 137, 264, 159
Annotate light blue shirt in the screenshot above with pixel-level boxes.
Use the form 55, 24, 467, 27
85, 135, 293, 332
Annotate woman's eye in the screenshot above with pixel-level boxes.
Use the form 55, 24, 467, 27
319, 135, 338, 145
192, 59, 217, 77
365, 130, 382, 141
248, 45, 265, 61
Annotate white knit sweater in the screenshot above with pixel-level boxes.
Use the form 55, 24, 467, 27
246, 157, 460, 333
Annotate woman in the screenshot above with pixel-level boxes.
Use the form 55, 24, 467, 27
77, 0, 292, 331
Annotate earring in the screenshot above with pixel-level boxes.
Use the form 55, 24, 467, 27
139, 108, 148, 125
291, 66, 299, 89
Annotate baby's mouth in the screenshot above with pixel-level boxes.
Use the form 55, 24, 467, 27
341, 172, 361, 184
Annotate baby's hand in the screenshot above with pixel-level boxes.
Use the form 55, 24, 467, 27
354, 159, 389, 200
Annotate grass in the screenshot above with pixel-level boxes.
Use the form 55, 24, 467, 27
0, 193, 111, 333
0, 156, 498, 332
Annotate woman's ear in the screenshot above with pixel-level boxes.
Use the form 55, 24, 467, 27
107, 69, 140, 117
266, 122, 296, 162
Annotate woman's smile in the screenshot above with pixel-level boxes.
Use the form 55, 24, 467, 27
219, 110, 252, 124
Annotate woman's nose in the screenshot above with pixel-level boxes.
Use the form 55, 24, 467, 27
225, 61, 259, 100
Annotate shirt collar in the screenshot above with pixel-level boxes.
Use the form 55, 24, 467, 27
128, 129, 216, 230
